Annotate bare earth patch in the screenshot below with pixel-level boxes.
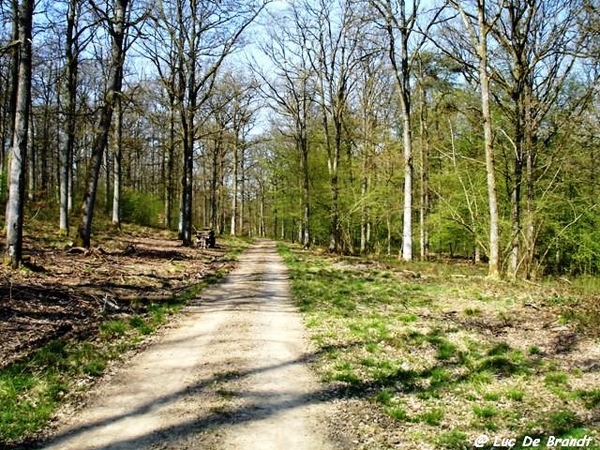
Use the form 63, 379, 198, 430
0, 225, 229, 370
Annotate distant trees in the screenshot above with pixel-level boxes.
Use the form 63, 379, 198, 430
2, 0, 600, 277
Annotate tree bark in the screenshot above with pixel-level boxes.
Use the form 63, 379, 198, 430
477, 3, 501, 279
5, 0, 33, 268
451, 0, 501, 278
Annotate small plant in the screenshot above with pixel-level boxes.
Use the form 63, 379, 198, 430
386, 406, 409, 422
399, 313, 418, 323
464, 307, 482, 316
330, 361, 360, 384
375, 389, 394, 406
82, 361, 106, 376
483, 392, 500, 401
573, 388, 600, 409
544, 371, 569, 386
100, 319, 128, 337
436, 340, 458, 360
506, 388, 525, 401
487, 342, 511, 356
528, 345, 542, 355
477, 355, 520, 376
473, 405, 498, 419
436, 430, 468, 449
547, 410, 582, 435
419, 408, 445, 426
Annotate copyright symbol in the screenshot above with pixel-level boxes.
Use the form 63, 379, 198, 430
474, 434, 490, 448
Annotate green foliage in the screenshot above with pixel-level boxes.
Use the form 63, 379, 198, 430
547, 410, 583, 435
120, 189, 163, 227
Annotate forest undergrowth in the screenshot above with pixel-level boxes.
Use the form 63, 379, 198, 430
279, 244, 600, 450
0, 221, 249, 447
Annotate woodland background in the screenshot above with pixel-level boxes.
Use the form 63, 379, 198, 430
2, 0, 600, 279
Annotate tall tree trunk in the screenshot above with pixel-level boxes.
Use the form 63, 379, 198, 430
164, 98, 175, 229
240, 145, 245, 235
112, 93, 122, 226
360, 149, 369, 254
418, 72, 430, 260
380, 0, 413, 261
230, 136, 239, 236
477, 3, 500, 279
5, 0, 33, 269
77, 0, 128, 248
400, 96, 413, 261
27, 115, 34, 201
300, 132, 310, 248
210, 137, 220, 230
508, 89, 525, 279
524, 88, 536, 278
59, 0, 78, 233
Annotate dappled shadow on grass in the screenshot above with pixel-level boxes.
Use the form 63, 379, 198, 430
279, 244, 600, 448
16, 337, 597, 450
22, 353, 330, 450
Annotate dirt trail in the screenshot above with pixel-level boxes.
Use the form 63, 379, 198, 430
40, 241, 337, 450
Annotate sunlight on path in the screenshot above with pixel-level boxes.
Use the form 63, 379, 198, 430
41, 240, 335, 450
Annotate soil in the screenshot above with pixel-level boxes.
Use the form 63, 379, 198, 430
32, 240, 342, 449
0, 227, 231, 371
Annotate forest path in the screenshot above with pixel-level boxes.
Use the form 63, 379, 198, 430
41, 240, 336, 450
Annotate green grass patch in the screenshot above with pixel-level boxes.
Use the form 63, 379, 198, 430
278, 244, 600, 450
436, 430, 468, 449
418, 407, 445, 426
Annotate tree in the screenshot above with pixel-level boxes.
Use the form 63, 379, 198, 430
447, 0, 502, 278
5, 0, 33, 268
489, 0, 590, 278
305, 0, 362, 253
255, 2, 317, 247
77, 0, 132, 248
151, 0, 266, 245
369, 0, 445, 261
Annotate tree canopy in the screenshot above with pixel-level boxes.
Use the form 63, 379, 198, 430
1, 0, 599, 277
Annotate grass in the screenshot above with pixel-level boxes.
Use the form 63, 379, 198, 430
279, 243, 600, 449
0, 234, 248, 446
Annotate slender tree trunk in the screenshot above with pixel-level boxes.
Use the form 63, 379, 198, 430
478, 6, 500, 279
5, 0, 33, 268
300, 133, 310, 248
230, 137, 239, 236
112, 93, 122, 226
418, 75, 430, 260
180, 112, 194, 244
210, 137, 220, 230
240, 145, 245, 236
78, 0, 128, 248
164, 99, 175, 229
360, 152, 368, 254
524, 89, 536, 279
401, 97, 413, 261
59, 0, 77, 233
27, 116, 34, 201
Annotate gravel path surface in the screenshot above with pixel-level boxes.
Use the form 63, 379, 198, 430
41, 241, 337, 450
